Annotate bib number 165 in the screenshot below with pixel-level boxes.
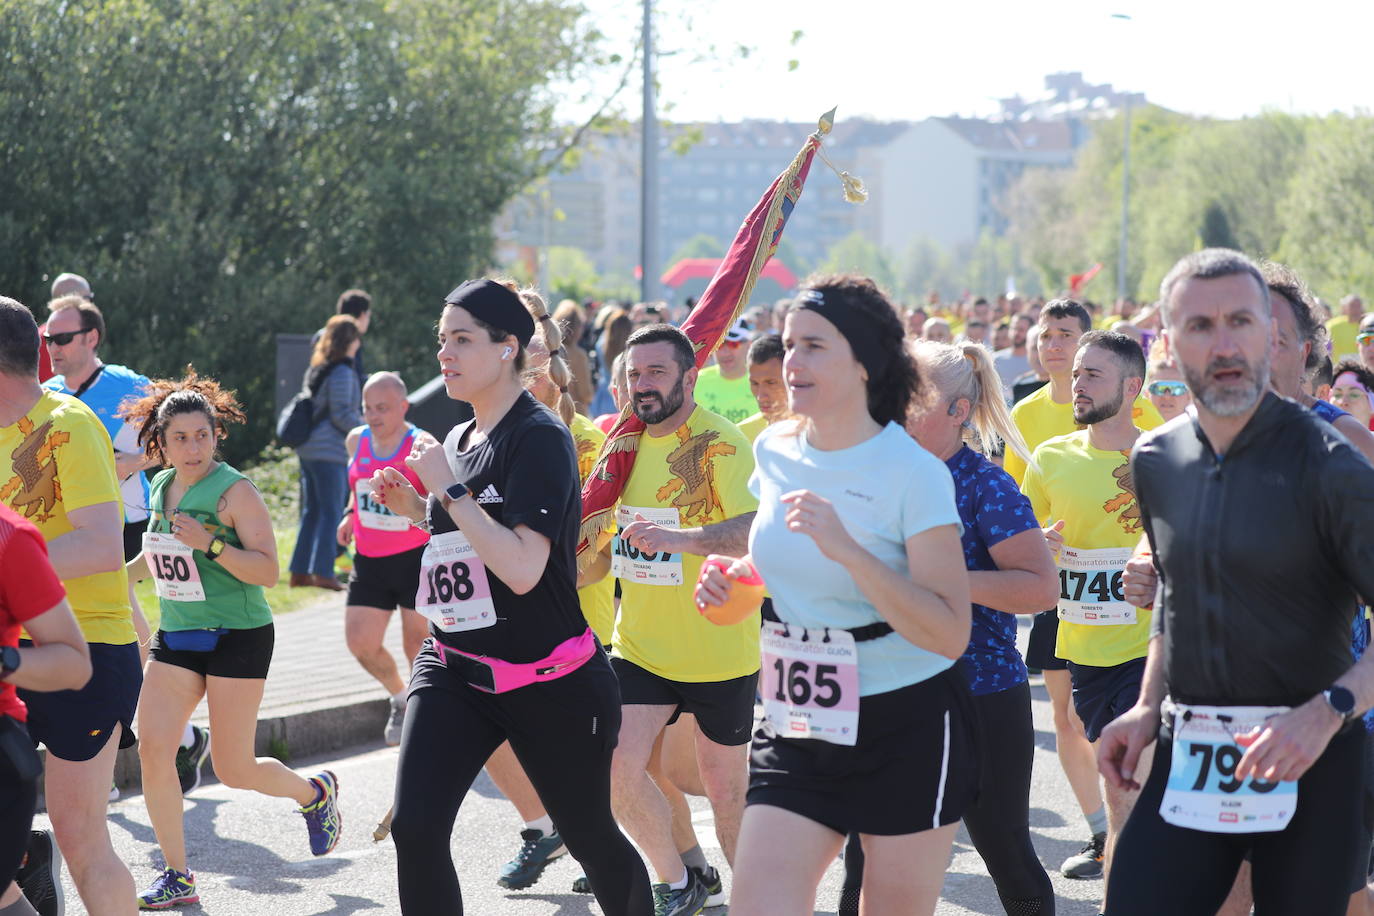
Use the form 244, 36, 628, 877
770, 659, 842, 708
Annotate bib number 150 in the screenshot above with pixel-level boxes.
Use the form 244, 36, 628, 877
425, 561, 474, 604
770, 659, 842, 708
153, 554, 192, 582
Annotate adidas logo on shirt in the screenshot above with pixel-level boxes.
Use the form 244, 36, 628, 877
476, 485, 503, 504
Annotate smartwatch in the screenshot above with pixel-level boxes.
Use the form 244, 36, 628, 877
0, 646, 21, 681
1323, 685, 1357, 723
439, 482, 470, 512
205, 536, 227, 562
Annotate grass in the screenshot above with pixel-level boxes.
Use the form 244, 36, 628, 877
134, 447, 353, 630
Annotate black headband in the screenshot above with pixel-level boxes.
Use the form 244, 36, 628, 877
443, 279, 535, 348
795, 288, 889, 381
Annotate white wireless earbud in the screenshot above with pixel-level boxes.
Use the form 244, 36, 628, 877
502, 346, 513, 359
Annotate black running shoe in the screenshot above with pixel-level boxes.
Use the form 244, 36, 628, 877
1060, 831, 1105, 879
176, 725, 211, 796
16, 829, 64, 916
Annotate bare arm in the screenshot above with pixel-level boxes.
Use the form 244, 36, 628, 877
1334, 415, 1374, 466
577, 543, 612, 589
114, 450, 157, 482
46, 501, 124, 579
621, 511, 757, 559
8, 599, 92, 692
968, 527, 1060, 614
174, 479, 279, 588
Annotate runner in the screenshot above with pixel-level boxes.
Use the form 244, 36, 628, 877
592, 352, 630, 433
1100, 249, 1374, 915
1327, 294, 1366, 363
1331, 361, 1374, 432
0, 296, 141, 916
1004, 300, 1163, 882
1261, 261, 1374, 463
1020, 330, 1154, 908
376, 278, 651, 916
123, 369, 343, 909
1144, 340, 1191, 423
1360, 314, 1374, 373
336, 372, 434, 747
737, 334, 786, 444
698, 275, 975, 916
0, 500, 92, 916
599, 321, 760, 915
693, 318, 757, 423
836, 337, 1059, 916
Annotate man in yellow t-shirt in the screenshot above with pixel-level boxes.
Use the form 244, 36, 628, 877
692, 318, 756, 423
1020, 330, 1153, 899
0, 297, 139, 914
1327, 294, 1366, 363
737, 333, 786, 445
1005, 299, 1161, 880
597, 324, 758, 911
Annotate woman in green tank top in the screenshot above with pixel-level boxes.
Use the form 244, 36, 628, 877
121, 371, 343, 909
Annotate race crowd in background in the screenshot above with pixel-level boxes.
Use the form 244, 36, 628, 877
0, 248, 1371, 916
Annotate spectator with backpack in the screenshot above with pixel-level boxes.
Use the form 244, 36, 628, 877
288, 315, 362, 590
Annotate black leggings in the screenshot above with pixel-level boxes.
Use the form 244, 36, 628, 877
1104, 724, 1365, 916
391, 650, 651, 916
0, 717, 39, 887
841, 681, 1054, 915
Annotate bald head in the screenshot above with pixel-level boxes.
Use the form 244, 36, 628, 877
51, 273, 92, 300
361, 372, 409, 437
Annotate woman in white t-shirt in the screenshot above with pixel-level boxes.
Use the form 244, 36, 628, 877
698, 275, 974, 916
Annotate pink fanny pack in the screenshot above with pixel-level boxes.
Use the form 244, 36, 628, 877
434, 628, 597, 694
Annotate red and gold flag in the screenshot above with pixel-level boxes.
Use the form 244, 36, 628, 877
576, 109, 843, 565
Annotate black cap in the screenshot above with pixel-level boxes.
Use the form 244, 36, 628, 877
443, 279, 535, 348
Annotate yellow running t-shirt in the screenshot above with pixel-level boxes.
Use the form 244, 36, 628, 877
570, 412, 615, 645
693, 366, 757, 424
1328, 315, 1363, 364
612, 405, 759, 682
1020, 430, 1152, 667
1004, 384, 1164, 486
0, 391, 134, 644
737, 412, 770, 445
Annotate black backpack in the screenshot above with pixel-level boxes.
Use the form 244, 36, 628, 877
275, 364, 335, 447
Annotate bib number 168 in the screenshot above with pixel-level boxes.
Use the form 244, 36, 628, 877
425, 561, 474, 604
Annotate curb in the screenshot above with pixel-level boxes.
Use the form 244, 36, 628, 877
110, 696, 392, 793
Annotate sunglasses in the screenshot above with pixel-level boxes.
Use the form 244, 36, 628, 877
1356, 332, 1374, 345
721, 339, 746, 349
41, 328, 93, 346
1148, 381, 1188, 397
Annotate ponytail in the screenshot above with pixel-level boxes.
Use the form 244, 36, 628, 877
511, 285, 577, 426
908, 339, 1034, 469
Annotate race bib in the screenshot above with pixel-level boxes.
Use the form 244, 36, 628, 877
1056, 545, 1136, 625
415, 531, 496, 633
1160, 703, 1297, 834
611, 505, 684, 586
355, 478, 409, 532
143, 532, 206, 602
760, 623, 859, 746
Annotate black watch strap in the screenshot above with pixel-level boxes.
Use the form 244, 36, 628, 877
0, 645, 22, 679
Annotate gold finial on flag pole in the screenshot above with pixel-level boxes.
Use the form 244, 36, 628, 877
812, 107, 868, 204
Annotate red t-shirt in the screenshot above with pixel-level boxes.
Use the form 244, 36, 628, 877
0, 502, 67, 721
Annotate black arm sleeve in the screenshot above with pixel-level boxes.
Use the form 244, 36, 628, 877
1317, 442, 1374, 606
499, 423, 578, 542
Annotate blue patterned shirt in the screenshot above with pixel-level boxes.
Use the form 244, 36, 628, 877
948, 446, 1040, 696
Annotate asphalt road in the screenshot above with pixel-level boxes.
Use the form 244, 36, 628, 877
41, 668, 1112, 916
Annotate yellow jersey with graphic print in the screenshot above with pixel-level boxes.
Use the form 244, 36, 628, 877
0, 391, 134, 644
1020, 430, 1151, 667
737, 412, 770, 445
570, 412, 615, 645
612, 405, 760, 682
1004, 384, 1164, 486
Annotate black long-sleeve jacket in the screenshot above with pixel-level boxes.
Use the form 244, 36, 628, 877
1133, 393, 1374, 707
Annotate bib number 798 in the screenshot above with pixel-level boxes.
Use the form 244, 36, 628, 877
770, 659, 842, 708
425, 561, 474, 604
1185, 742, 1281, 794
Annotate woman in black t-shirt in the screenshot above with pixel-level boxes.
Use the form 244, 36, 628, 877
371, 279, 651, 916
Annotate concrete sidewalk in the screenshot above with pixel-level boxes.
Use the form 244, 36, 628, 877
113, 592, 405, 790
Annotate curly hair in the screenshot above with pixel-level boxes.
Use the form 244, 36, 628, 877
800, 273, 921, 426
118, 366, 246, 465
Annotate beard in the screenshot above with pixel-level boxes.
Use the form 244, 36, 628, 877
633, 375, 686, 424
1183, 351, 1270, 418
1073, 384, 1125, 426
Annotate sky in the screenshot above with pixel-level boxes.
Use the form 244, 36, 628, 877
561, 0, 1374, 126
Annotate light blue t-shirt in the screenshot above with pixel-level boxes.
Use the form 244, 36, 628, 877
748, 420, 963, 696
45, 363, 151, 523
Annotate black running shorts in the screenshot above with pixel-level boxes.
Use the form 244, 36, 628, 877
150, 623, 274, 680
20, 641, 141, 762
348, 546, 425, 612
609, 656, 758, 747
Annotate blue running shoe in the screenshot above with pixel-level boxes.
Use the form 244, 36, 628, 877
299, 771, 342, 855
138, 867, 199, 909
497, 828, 567, 890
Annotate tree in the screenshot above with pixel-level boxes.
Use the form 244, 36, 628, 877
817, 232, 897, 294
1279, 115, 1374, 298
667, 234, 725, 265
1199, 202, 1239, 250
0, 0, 616, 463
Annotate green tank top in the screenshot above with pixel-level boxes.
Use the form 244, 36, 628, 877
147, 463, 273, 631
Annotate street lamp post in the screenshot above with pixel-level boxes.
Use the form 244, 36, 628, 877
640, 0, 659, 304
1113, 13, 1132, 303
